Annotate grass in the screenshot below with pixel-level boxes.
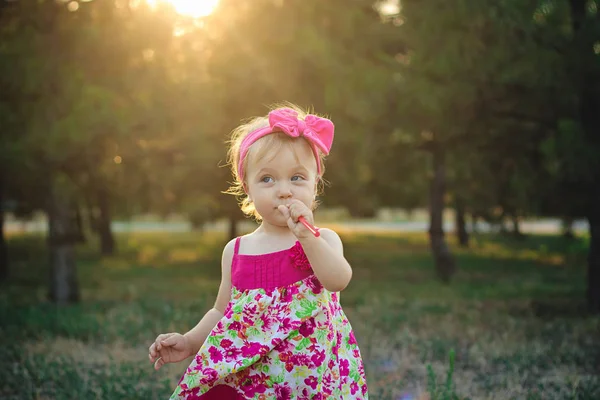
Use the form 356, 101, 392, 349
1, 229, 599, 399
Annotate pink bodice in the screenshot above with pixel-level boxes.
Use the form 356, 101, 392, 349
230, 237, 313, 290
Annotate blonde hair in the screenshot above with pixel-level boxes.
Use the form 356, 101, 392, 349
225, 103, 328, 220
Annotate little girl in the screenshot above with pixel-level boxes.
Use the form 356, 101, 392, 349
149, 105, 368, 399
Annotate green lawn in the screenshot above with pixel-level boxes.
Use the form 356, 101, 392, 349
1, 231, 598, 399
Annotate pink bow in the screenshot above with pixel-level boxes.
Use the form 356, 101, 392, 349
238, 108, 335, 180
268, 108, 334, 155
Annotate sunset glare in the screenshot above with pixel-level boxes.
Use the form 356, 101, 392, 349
147, 0, 219, 18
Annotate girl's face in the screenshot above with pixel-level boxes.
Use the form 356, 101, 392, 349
245, 140, 318, 226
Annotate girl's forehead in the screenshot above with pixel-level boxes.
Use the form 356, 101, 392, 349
247, 140, 317, 174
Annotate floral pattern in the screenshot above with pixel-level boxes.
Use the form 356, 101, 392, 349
289, 241, 312, 271
170, 274, 368, 399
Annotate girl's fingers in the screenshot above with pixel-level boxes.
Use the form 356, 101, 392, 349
149, 342, 157, 359
155, 333, 173, 351
161, 333, 180, 347
277, 205, 290, 219
289, 202, 312, 224
154, 356, 163, 370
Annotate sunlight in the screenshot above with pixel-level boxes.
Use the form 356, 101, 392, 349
147, 0, 219, 18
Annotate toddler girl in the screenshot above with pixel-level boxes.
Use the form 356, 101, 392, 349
149, 105, 368, 399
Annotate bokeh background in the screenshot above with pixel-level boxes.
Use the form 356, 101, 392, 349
1, 0, 600, 399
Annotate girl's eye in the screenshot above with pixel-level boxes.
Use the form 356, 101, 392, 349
261, 176, 273, 183
291, 175, 304, 182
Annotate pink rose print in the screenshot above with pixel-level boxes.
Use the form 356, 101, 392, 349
298, 388, 311, 400
179, 386, 202, 400
310, 349, 326, 367
243, 303, 257, 316
350, 382, 359, 395
304, 376, 318, 390
241, 382, 267, 398
260, 313, 273, 330
306, 275, 323, 294
274, 383, 293, 400
229, 321, 242, 331
241, 342, 262, 358
362, 383, 368, 395
281, 317, 301, 332
340, 358, 350, 377
220, 338, 233, 348
290, 241, 312, 270
292, 354, 311, 366
348, 331, 357, 345
208, 346, 223, 363
299, 317, 316, 337
199, 368, 219, 385
224, 346, 241, 362
281, 289, 294, 303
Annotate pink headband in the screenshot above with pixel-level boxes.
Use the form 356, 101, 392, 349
238, 108, 334, 181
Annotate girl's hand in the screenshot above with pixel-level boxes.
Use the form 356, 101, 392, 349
148, 332, 191, 370
277, 199, 315, 239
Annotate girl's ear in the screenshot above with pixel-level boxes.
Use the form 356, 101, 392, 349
243, 183, 252, 202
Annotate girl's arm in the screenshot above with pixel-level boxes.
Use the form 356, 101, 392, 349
299, 228, 352, 292
182, 238, 235, 356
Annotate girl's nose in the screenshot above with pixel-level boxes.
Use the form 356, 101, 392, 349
277, 184, 292, 199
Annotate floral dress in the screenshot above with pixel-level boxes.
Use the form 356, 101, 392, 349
170, 237, 368, 399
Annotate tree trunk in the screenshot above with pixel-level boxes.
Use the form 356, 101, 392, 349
511, 213, 524, 238
74, 205, 86, 244
97, 188, 115, 256
228, 217, 238, 241
47, 187, 80, 304
0, 176, 8, 283
562, 217, 575, 239
588, 216, 600, 313
428, 145, 456, 282
455, 196, 469, 247
569, 0, 600, 313
470, 213, 479, 234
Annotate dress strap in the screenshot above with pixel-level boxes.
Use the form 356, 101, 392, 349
233, 236, 241, 257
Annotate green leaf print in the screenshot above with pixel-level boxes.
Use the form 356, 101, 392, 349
246, 326, 261, 337
206, 335, 222, 346
316, 327, 327, 342
233, 303, 243, 313
241, 358, 252, 368
350, 370, 361, 382
295, 299, 317, 319
227, 330, 237, 339
296, 337, 311, 351
317, 364, 325, 375
271, 374, 285, 384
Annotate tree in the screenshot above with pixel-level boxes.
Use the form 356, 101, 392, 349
565, 0, 600, 312
392, 0, 567, 280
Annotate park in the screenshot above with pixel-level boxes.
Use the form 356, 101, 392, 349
1, 0, 599, 399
